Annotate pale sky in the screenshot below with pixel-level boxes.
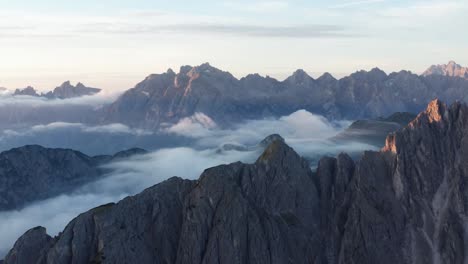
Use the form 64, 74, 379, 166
0, 0, 466, 91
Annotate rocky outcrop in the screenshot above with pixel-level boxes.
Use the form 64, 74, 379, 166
102, 63, 468, 128
0, 145, 146, 211
3, 227, 52, 264
5, 99, 468, 263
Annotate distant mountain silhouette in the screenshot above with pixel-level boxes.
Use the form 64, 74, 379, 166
101, 62, 468, 128
13, 81, 101, 99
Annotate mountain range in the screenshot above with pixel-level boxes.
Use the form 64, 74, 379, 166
13, 81, 101, 99
1, 61, 468, 131
101, 61, 468, 129
4, 99, 468, 263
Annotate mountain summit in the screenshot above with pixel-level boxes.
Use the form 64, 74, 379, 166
423, 61, 468, 79
43, 81, 101, 99
13, 82, 101, 99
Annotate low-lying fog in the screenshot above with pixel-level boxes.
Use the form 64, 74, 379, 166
0, 109, 379, 257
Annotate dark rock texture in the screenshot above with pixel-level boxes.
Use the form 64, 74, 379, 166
5, 99, 468, 263
3, 227, 52, 264
0, 145, 146, 211
101, 63, 468, 128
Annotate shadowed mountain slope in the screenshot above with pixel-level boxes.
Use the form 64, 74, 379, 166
0, 146, 146, 211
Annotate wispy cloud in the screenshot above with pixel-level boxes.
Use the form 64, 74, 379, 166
330, 0, 387, 9
3, 122, 153, 138
0, 9, 356, 40
381, 1, 464, 18
77, 23, 356, 38
223, 1, 289, 13
0, 92, 117, 107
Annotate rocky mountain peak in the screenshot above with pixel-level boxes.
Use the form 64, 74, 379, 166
317, 72, 336, 82
243, 73, 263, 80
285, 69, 313, 83
59, 81, 72, 87
259, 133, 285, 148
369, 67, 387, 77
13, 86, 39, 97
13, 81, 101, 100
177, 63, 231, 81
423, 98, 447, 123
256, 137, 302, 166
383, 99, 461, 154
350, 67, 387, 81
423, 61, 468, 79
48, 81, 101, 99
166, 68, 176, 75
3, 226, 52, 264
196, 62, 214, 71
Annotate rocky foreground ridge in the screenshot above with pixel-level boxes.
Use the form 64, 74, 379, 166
4, 99, 468, 264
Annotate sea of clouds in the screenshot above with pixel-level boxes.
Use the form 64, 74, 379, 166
0, 109, 379, 257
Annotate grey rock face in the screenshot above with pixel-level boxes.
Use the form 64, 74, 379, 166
335, 99, 468, 263
6, 99, 468, 263
0, 145, 146, 211
3, 227, 52, 264
101, 63, 468, 129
